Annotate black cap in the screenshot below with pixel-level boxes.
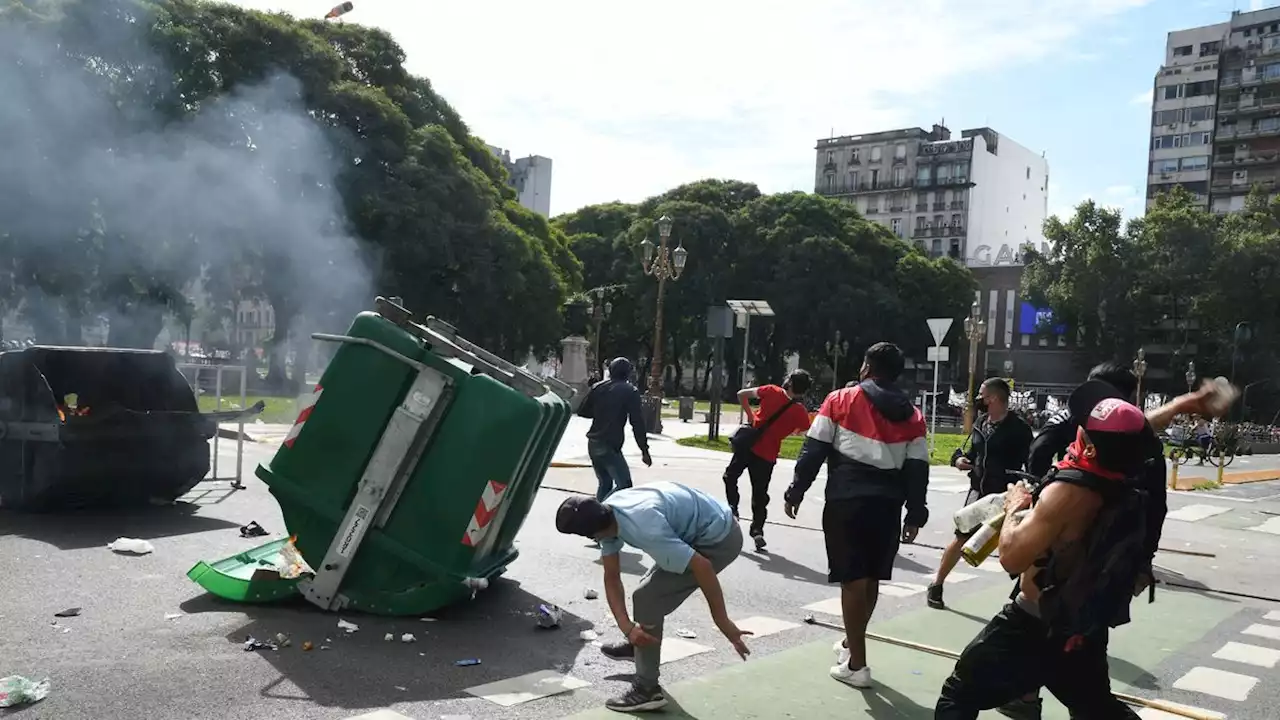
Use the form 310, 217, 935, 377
555, 495, 612, 537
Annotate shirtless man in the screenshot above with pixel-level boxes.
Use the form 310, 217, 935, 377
934, 379, 1198, 719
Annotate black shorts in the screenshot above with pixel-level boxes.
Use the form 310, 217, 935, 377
822, 497, 902, 583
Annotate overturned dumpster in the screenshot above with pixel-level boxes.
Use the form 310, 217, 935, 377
188, 297, 576, 616
0, 346, 232, 511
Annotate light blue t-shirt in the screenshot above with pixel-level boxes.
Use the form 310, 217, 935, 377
600, 482, 735, 574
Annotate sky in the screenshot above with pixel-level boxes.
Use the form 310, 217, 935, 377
228, 0, 1278, 220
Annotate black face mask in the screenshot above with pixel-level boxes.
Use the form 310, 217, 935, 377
975, 400, 988, 413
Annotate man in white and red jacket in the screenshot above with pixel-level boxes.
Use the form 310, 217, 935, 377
784, 341, 929, 690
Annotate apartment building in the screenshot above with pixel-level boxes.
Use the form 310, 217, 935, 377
1147, 7, 1280, 213
486, 145, 554, 217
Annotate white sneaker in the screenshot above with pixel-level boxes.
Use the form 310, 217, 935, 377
832, 639, 850, 666
830, 661, 872, 688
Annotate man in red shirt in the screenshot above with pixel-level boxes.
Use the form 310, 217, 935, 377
722, 369, 813, 551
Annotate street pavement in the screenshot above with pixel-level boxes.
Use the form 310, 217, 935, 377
2, 418, 1280, 718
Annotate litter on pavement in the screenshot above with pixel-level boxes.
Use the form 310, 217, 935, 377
535, 604, 563, 629
337, 619, 359, 633
583, 588, 599, 600
579, 630, 599, 641
239, 521, 269, 538
0, 676, 50, 708
401, 633, 417, 643
53, 607, 81, 618
384, 633, 394, 642
243, 636, 276, 652
454, 658, 481, 667
108, 538, 154, 555
675, 628, 697, 639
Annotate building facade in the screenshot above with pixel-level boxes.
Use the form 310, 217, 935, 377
1146, 7, 1280, 213
487, 145, 553, 217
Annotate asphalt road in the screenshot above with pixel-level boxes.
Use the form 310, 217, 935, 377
3, 422, 1280, 719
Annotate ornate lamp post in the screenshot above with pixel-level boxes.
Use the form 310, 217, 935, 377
826, 330, 849, 392
639, 215, 688, 428
586, 287, 618, 379
1133, 347, 1147, 407
1186, 361, 1197, 394
962, 301, 986, 435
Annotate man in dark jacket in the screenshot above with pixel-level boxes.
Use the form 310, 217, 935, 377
783, 342, 929, 689
577, 357, 653, 501
929, 378, 1033, 610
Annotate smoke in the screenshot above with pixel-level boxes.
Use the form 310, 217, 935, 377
0, 3, 372, 353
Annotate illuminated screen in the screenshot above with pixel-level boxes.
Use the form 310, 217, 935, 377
1019, 302, 1066, 335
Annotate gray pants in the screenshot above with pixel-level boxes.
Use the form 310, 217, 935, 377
632, 523, 744, 688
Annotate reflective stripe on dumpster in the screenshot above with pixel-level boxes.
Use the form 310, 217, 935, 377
283, 384, 323, 448
462, 480, 509, 547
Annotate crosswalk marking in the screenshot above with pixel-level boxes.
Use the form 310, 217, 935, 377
1172, 666, 1259, 701
929, 482, 970, 495
735, 615, 801, 639
803, 597, 845, 616
949, 572, 977, 583
879, 581, 929, 598
1247, 517, 1280, 535
1264, 610, 1280, 622
464, 669, 590, 707
1242, 623, 1280, 642
1213, 641, 1280, 668
661, 637, 714, 663
1165, 504, 1231, 523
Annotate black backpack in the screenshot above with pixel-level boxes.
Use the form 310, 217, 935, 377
1032, 466, 1153, 649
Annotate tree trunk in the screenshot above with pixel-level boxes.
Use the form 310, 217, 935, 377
263, 286, 298, 394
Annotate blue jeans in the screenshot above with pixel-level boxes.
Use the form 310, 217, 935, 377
588, 439, 633, 501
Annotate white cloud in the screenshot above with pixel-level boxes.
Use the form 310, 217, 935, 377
1130, 89, 1153, 106
229, 0, 1154, 215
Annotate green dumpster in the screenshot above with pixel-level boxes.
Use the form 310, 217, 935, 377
187, 297, 575, 616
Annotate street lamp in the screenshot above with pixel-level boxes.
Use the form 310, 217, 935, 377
1231, 321, 1252, 385
1186, 361, 1197, 394
586, 287, 617, 379
1133, 348, 1147, 406
639, 214, 688, 417
962, 301, 986, 435
826, 330, 849, 392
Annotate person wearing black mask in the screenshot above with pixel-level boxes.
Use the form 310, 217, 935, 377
577, 357, 653, 502
928, 378, 1032, 610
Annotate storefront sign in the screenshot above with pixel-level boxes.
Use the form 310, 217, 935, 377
966, 242, 1049, 268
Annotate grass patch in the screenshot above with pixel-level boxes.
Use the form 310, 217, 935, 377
676, 431, 966, 467
197, 394, 299, 424
1187, 480, 1223, 492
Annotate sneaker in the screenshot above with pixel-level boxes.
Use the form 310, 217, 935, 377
605, 683, 668, 713
996, 697, 1043, 720
927, 583, 945, 609
600, 641, 636, 661
752, 533, 767, 551
832, 638, 850, 666
830, 660, 873, 688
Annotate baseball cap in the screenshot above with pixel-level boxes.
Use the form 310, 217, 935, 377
555, 495, 613, 537
1062, 380, 1149, 477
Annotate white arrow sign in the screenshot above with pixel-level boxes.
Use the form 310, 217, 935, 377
927, 318, 954, 347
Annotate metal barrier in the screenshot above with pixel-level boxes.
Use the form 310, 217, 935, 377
176, 363, 249, 488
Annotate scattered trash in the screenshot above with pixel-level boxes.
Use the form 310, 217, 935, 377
337, 619, 359, 633
583, 588, 599, 600
579, 630, 599, 641
384, 633, 394, 642
675, 628, 697, 639
401, 633, 417, 643
0, 675, 50, 708
302, 641, 314, 652
912, 670, 922, 676
462, 577, 488, 599
49, 621, 70, 634
240, 521, 269, 538
420, 617, 437, 622
54, 607, 81, 618
164, 613, 182, 621
395, 686, 408, 692
454, 658, 481, 667
320, 645, 330, 651
108, 538, 155, 555
275, 536, 313, 579
243, 636, 276, 652
275, 633, 292, 648
535, 604, 563, 629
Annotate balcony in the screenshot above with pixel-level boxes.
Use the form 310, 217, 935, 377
1218, 94, 1280, 115
950, 200, 966, 210
892, 156, 906, 165
947, 225, 966, 236
931, 226, 946, 237
1213, 151, 1280, 167
917, 177, 934, 188
890, 205, 905, 212
1222, 76, 1241, 88
866, 207, 880, 214
1216, 123, 1280, 141
1211, 177, 1278, 193
915, 202, 928, 211
913, 227, 931, 238
932, 202, 946, 211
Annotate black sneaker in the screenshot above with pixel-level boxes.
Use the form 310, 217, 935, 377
752, 532, 767, 551
997, 697, 1043, 720
601, 641, 636, 660
927, 583, 945, 609
605, 683, 668, 713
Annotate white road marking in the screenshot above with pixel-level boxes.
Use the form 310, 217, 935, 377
735, 615, 801, 639
1264, 610, 1280, 622
1213, 641, 1280, 668
879, 581, 929, 598
1165, 504, 1231, 523
342, 711, 417, 720
802, 597, 844, 616
1242, 623, 1280, 641
929, 483, 970, 495
948, 572, 977, 584
1137, 703, 1225, 719
1246, 517, 1280, 535
464, 669, 590, 707
967, 561, 1011, 574
1172, 666, 1259, 701
660, 637, 714, 663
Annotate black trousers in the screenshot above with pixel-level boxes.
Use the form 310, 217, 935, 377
935, 603, 1139, 720
722, 450, 775, 536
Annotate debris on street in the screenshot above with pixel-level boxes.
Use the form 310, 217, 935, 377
454, 658, 481, 667
275, 633, 291, 648
53, 607, 81, 618
675, 628, 697, 639
0, 675, 50, 708
239, 521, 269, 538
274, 536, 313, 579
579, 629, 599, 641
302, 641, 314, 651
108, 538, 155, 555
337, 619, 359, 633
243, 636, 276, 652
164, 613, 182, 621
384, 633, 394, 642
583, 588, 599, 600
535, 604, 563, 629
401, 633, 417, 643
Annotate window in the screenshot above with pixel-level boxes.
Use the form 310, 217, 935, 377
1161, 84, 1184, 100
951, 213, 962, 228
1180, 156, 1209, 171
1173, 45, 1193, 57
916, 166, 931, 183
915, 216, 927, 230
949, 239, 961, 258
826, 175, 835, 191
1200, 41, 1221, 56
1186, 80, 1216, 97
1259, 117, 1280, 132
1026, 166, 1031, 179
955, 163, 968, 182
937, 165, 951, 181
1151, 134, 1177, 149
1154, 109, 1182, 125
1264, 62, 1280, 80
893, 166, 906, 186
849, 170, 858, 187
1151, 158, 1180, 174
933, 214, 944, 228
870, 146, 883, 162
1185, 105, 1214, 122
890, 218, 902, 236
931, 238, 942, 256
895, 144, 907, 159
870, 168, 880, 186
826, 151, 834, 164
866, 196, 879, 211
850, 148, 860, 163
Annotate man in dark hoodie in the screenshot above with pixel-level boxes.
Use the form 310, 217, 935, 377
783, 342, 929, 689
578, 357, 653, 501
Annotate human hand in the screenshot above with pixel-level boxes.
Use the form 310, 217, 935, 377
1004, 483, 1033, 515
719, 623, 753, 660
955, 456, 973, 471
641, 450, 653, 467
626, 623, 659, 647
784, 501, 800, 519
901, 526, 919, 544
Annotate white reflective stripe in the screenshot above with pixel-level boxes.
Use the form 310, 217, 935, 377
808, 414, 837, 443
905, 436, 929, 462
832, 427, 908, 470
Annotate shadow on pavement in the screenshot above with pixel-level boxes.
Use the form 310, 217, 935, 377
741, 550, 829, 585
864, 682, 937, 718
595, 550, 648, 577
179, 577, 596, 711
0, 501, 240, 550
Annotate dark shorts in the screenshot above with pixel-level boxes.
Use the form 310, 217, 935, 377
823, 497, 902, 583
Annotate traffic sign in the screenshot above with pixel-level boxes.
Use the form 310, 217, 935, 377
927, 346, 950, 362
927, 318, 953, 346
